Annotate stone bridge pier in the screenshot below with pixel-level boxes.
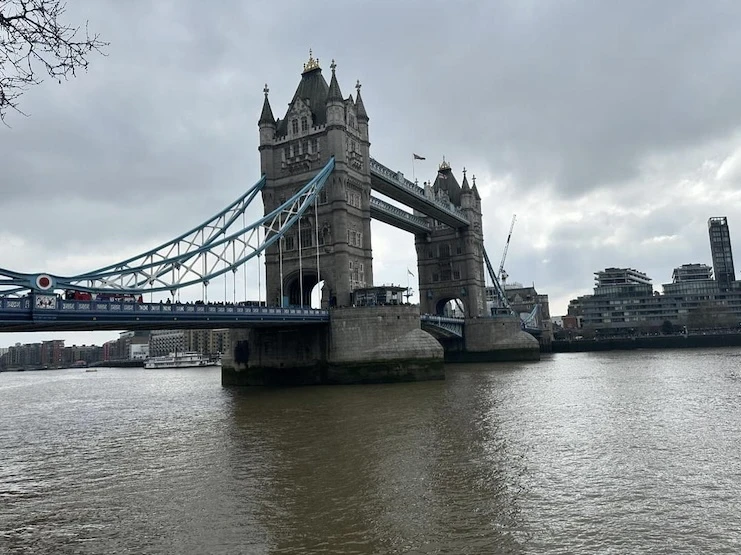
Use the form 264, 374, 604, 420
222, 305, 444, 386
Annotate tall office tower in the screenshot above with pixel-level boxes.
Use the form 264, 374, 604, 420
708, 217, 736, 289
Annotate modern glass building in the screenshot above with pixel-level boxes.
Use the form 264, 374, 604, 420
671, 263, 713, 283
708, 217, 735, 290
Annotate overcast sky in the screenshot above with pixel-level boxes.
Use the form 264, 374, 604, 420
3, 0, 741, 348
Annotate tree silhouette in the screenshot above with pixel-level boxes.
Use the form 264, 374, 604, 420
1, 0, 106, 121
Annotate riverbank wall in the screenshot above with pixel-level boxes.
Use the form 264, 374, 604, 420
553, 333, 741, 352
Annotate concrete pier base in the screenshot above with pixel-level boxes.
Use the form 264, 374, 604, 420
222, 305, 444, 386
444, 316, 540, 363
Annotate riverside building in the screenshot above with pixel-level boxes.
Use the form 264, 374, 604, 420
708, 217, 735, 290
570, 217, 741, 333
573, 264, 741, 333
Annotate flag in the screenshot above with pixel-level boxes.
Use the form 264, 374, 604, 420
407, 268, 415, 277
413, 153, 426, 160
437, 172, 447, 180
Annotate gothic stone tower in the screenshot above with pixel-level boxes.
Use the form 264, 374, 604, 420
258, 53, 373, 308
415, 162, 487, 317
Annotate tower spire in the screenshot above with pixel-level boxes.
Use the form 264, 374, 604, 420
258, 83, 275, 126
355, 79, 368, 121
471, 175, 481, 200
461, 166, 470, 192
327, 59, 343, 102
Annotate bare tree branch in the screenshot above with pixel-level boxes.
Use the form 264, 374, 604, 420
0, 0, 107, 122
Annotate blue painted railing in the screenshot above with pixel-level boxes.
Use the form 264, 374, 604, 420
0, 296, 328, 329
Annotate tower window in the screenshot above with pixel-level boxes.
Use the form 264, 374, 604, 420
301, 117, 308, 132
301, 232, 312, 249
291, 119, 299, 134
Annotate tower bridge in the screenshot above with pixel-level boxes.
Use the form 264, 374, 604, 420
0, 52, 539, 385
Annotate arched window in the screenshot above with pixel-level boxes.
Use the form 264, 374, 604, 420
291, 119, 299, 134
301, 117, 308, 132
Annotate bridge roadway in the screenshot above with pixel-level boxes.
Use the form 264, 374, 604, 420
0, 295, 469, 336
0, 296, 328, 332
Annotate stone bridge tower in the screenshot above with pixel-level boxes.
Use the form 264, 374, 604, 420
415, 161, 487, 317
258, 52, 373, 307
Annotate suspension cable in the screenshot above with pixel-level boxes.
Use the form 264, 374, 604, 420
314, 195, 320, 308
202, 228, 206, 302
278, 214, 284, 307
298, 216, 304, 308
257, 225, 262, 305
243, 212, 248, 303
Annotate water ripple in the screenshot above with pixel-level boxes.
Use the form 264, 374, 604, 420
1, 350, 741, 553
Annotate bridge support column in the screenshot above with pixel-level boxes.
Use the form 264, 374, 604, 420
222, 326, 328, 386
221, 305, 444, 386
325, 305, 444, 384
446, 316, 540, 363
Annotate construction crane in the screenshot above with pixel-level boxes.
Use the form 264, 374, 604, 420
498, 215, 517, 288
483, 248, 515, 316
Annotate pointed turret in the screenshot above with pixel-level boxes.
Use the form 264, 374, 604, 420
471, 175, 482, 201
325, 59, 345, 128
355, 80, 369, 121
258, 84, 275, 126
327, 60, 344, 103
461, 167, 471, 192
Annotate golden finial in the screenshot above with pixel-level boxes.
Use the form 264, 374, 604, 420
439, 156, 450, 170
302, 49, 321, 73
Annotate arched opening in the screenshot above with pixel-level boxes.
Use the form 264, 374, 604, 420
285, 271, 319, 307
435, 297, 466, 318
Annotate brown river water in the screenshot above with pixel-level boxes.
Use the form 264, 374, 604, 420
2, 349, 740, 554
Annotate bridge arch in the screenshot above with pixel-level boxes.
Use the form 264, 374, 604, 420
284, 270, 321, 308
434, 296, 466, 318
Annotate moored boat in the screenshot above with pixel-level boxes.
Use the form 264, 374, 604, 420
144, 351, 221, 369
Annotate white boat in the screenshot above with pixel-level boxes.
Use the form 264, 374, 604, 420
144, 351, 221, 369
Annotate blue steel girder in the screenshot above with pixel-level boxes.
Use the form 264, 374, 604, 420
0, 158, 335, 297
369, 196, 431, 234
420, 314, 464, 338
0, 295, 328, 332
369, 158, 469, 229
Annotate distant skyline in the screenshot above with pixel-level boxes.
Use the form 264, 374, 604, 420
3, 0, 741, 348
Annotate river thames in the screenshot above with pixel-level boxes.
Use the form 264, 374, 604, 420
1, 349, 740, 554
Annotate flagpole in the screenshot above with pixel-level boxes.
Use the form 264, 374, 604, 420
412, 154, 416, 182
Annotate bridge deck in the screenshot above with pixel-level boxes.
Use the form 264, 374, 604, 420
0, 297, 329, 332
